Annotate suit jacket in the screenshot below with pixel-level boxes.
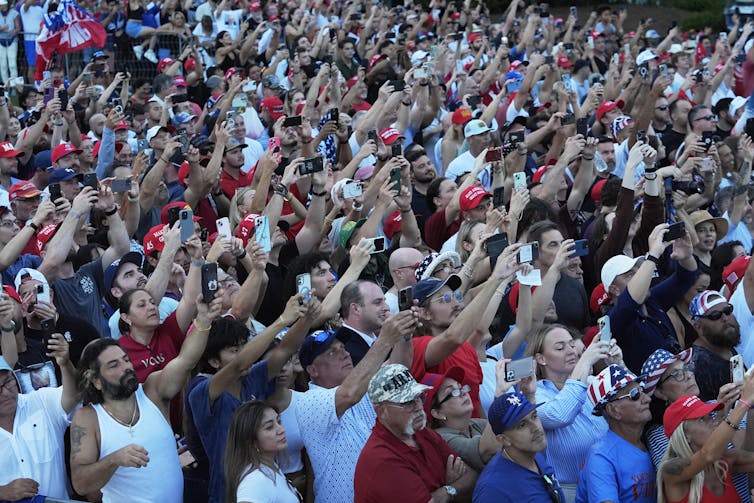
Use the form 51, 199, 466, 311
336, 325, 372, 366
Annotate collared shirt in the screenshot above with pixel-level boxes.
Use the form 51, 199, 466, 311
294, 382, 376, 503
0, 386, 70, 499
342, 323, 376, 348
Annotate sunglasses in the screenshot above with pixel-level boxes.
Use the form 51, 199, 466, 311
610, 386, 644, 403
659, 363, 695, 385
655, 105, 669, 110
542, 473, 562, 503
699, 305, 734, 321
693, 115, 717, 122
430, 290, 464, 304
436, 384, 471, 407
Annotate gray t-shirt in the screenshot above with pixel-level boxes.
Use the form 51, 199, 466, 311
52, 258, 108, 337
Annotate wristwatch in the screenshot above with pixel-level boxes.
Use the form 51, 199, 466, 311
1, 320, 16, 332
443, 485, 457, 499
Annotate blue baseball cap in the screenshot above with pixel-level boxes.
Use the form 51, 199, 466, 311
31, 150, 52, 171
172, 112, 197, 126
488, 391, 542, 434
104, 251, 144, 294
299, 330, 338, 368
412, 274, 462, 304
48, 168, 78, 184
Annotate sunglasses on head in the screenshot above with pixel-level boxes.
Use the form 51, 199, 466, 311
700, 305, 734, 321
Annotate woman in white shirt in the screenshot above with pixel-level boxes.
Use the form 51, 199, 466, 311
224, 401, 302, 503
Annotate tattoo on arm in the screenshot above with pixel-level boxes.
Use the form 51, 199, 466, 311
663, 457, 691, 476
70, 424, 86, 459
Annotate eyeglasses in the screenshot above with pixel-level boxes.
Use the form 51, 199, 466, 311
436, 384, 471, 406
693, 115, 717, 122
394, 262, 420, 271
0, 219, 18, 228
659, 363, 696, 385
384, 395, 425, 410
699, 305, 734, 321
430, 290, 464, 304
542, 473, 562, 503
436, 264, 462, 274
655, 105, 669, 111
609, 386, 644, 403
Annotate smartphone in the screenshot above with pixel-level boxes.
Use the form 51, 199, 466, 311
517, 242, 539, 263
329, 108, 339, 125
216, 217, 232, 241
389, 80, 406, 92
485, 147, 503, 162
414, 67, 428, 79
43, 86, 55, 105
255, 215, 271, 252
42, 70, 51, 80
58, 88, 68, 111
560, 112, 575, 126
342, 180, 362, 199
296, 273, 312, 301
180, 209, 194, 243
282, 116, 303, 128
636, 130, 647, 143
365, 236, 385, 254
720, 32, 728, 41
659, 64, 668, 77
172, 93, 189, 104
485, 233, 509, 269
40, 318, 55, 348
576, 118, 588, 137
588, 37, 595, 49
505, 356, 535, 382
570, 5, 577, 17
36, 283, 51, 305
506, 80, 522, 94
509, 131, 525, 145
598, 314, 611, 342
731, 355, 745, 382
201, 263, 218, 302
513, 172, 527, 191
83, 173, 99, 190
180, 130, 189, 154
665, 221, 686, 241
570, 239, 589, 258
398, 286, 413, 311
82, 73, 92, 84
367, 129, 379, 144
702, 131, 715, 151
111, 178, 131, 193
745, 118, 754, 139
389, 167, 401, 193
48, 182, 62, 203
167, 206, 181, 228
179, 450, 196, 468
492, 187, 506, 208
299, 156, 324, 175
392, 143, 403, 158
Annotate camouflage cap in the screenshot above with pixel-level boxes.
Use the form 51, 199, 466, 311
368, 364, 432, 404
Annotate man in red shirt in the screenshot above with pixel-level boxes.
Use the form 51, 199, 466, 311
219, 138, 253, 199
354, 363, 476, 502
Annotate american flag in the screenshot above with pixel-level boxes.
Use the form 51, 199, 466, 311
641, 348, 693, 397
589, 364, 639, 415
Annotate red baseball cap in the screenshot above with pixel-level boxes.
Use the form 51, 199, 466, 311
51, 142, 83, 163
0, 141, 22, 158
9, 181, 41, 202
452, 108, 472, 126
260, 97, 285, 121
174, 75, 187, 88
177, 161, 191, 187
468, 32, 482, 43
383, 210, 403, 240
591, 179, 607, 203
236, 213, 261, 246
160, 201, 191, 225
557, 55, 574, 68
379, 127, 404, 146
2, 285, 21, 304
143, 224, 167, 254
35, 223, 59, 254
184, 57, 197, 72
114, 121, 129, 131
459, 186, 491, 211
157, 57, 176, 73
723, 255, 751, 297
596, 100, 625, 122
663, 395, 723, 438
590, 283, 609, 313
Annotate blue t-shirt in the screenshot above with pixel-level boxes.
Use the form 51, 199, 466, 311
2, 254, 41, 286
188, 360, 275, 503
575, 430, 657, 503
473, 451, 565, 503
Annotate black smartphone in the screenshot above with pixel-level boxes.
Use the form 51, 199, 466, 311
576, 117, 588, 137
492, 187, 505, 208
167, 206, 181, 227
467, 95, 482, 108
665, 222, 686, 241
509, 131, 525, 145
58, 88, 68, 111
48, 182, 62, 203
392, 143, 403, 158
398, 286, 413, 311
389, 167, 401, 192
282, 116, 302, 128
201, 263, 218, 302
452, 32, 464, 41
367, 129, 379, 143
111, 179, 131, 193
83, 173, 98, 190
389, 80, 406, 92
40, 318, 55, 348
299, 156, 324, 175
560, 112, 575, 126
485, 233, 509, 269
172, 93, 189, 103
702, 131, 715, 151
746, 118, 754, 139
329, 27, 336, 39
637, 129, 647, 143
570, 239, 589, 258
330, 108, 339, 125
200, 228, 209, 241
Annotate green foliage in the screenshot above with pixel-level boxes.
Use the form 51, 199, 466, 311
679, 11, 726, 30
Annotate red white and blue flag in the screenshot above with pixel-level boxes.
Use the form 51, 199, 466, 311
35, 0, 106, 61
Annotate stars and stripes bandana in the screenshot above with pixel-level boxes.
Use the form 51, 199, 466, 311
640, 348, 693, 397
588, 364, 640, 416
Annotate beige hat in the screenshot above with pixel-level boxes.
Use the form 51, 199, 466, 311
689, 210, 728, 241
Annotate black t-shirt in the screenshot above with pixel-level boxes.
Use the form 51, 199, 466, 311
255, 240, 299, 326
692, 344, 735, 402
661, 128, 687, 162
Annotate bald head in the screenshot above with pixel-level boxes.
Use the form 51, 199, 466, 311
389, 247, 424, 288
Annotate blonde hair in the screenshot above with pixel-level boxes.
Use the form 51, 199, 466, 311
455, 219, 484, 263
657, 422, 729, 503
229, 187, 255, 233
525, 323, 574, 379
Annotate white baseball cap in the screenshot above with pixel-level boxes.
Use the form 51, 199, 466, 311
601, 255, 643, 288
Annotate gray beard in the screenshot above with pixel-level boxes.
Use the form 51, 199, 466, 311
404, 410, 427, 436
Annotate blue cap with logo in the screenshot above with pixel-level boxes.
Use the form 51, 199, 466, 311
48, 168, 78, 184
488, 392, 541, 434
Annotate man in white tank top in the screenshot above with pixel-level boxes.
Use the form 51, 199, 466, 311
69, 295, 223, 503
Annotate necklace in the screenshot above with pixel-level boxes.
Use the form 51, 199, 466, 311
103, 399, 138, 437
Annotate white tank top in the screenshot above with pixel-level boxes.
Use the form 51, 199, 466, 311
92, 384, 183, 503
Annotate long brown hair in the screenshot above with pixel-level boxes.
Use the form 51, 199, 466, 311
224, 401, 279, 503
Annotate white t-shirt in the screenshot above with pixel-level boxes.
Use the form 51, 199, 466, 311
277, 390, 304, 473
385, 290, 398, 313
20, 2, 45, 40
236, 464, 300, 503
294, 383, 375, 503
730, 282, 754, 367
445, 150, 492, 190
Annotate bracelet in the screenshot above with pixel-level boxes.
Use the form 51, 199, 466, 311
237, 249, 247, 260
69, 209, 81, 219
401, 101, 411, 106
193, 322, 211, 332
28, 222, 39, 232
191, 258, 205, 267
301, 137, 313, 144
128, 195, 139, 202
646, 254, 661, 266
310, 190, 327, 197
739, 398, 753, 409
582, 155, 594, 160
104, 206, 118, 216
724, 417, 741, 430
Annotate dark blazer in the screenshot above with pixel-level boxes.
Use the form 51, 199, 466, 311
336, 325, 372, 366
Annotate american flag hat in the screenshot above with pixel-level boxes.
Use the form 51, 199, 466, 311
640, 348, 693, 397
689, 290, 728, 321
588, 365, 641, 416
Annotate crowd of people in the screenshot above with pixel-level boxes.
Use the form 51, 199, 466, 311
1, 0, 754, 501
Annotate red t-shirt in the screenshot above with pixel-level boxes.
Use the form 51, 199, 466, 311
423, 210, 460, 252
220, 168, 254, 200
411, 335, 483, 416
354, 421, 454, 503
118, 312, 185, 382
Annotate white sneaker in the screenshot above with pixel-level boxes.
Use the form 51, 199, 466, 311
133, 45, 144, 60
144, 49, 158, 63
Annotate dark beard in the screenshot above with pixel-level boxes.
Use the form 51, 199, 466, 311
706, 326, 741, 349
102, 369, 139, 400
